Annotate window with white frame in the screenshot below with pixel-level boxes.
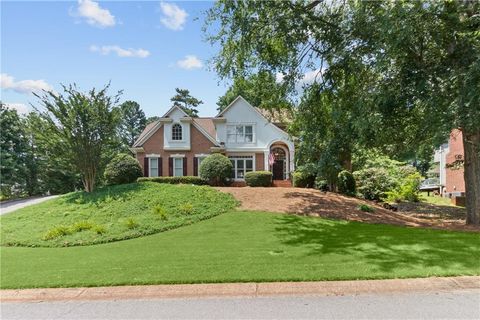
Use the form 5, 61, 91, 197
173, 157, 183, 176
172, 123, 182, 141
149, 157, 159, 177
228, 155, 254, 179
226, 125, 254, 143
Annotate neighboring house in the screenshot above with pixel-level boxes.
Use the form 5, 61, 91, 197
130, 96, 295, 184
429, 129, 465, 197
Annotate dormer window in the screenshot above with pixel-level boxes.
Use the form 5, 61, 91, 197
172, 123, 182, 141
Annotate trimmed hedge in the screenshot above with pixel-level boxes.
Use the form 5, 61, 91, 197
105, 154, 143, 185
245, 171, 272, 187
137, 176, 208, 185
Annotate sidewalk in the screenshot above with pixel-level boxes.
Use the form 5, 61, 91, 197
2, 276, 479, 303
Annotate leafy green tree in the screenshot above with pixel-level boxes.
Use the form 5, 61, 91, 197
170, 88, 203, 117
217, 71, 292, 112
0, 103, 28, 197
146, 116, 160, 125
205, 0, 480, 225
119, 101, 146, 147
34, 84, 121, 192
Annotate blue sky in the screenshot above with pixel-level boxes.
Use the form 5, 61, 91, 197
1, 0, 231, 117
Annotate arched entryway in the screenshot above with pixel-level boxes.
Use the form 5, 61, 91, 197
270, 145, 288, 180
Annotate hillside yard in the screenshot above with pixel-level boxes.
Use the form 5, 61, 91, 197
218, 187, 478, 232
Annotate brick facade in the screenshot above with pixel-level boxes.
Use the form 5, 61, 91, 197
137, 124, 216, 176
255, 153, 265, 171
445, 129, 465, 195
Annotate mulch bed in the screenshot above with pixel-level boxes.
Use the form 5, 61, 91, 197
218, 187, 479, 232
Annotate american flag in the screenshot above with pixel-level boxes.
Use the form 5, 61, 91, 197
268, 152, 275, 166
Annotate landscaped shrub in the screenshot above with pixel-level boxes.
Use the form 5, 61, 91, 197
314, 177, 329, 192
199, 153, 233, 186
138, 176, 208, 185
71, 220, 94, 232
337, 170, 356, 196
104, 154, 143, 185
245, 171, 272, 187
358, 204, 374, 212
125, 218, 138, 229
178, 203, 195, 215
385, 172, 423, 203
152, 204, 169, 220
43, 226, 72, 240
292, 164, 317, 188
353, 168, 396, 201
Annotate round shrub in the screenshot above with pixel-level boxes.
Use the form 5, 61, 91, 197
315, 177, 329, 192
292, 164, 317, 188
199, 153, 233, 186
245, 171, 272, 187
337, 170, 356, 196
353, 167, 396, 201
104, 154, 143, 185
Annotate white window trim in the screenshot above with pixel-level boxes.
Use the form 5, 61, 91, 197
228, 154, 256, 181
172, 157, 184, 177
171, 123, 184, 142
169, 154, 186, 158
226, 123, 256, 144
149, 157, 160, 177
146, 154, 161, 158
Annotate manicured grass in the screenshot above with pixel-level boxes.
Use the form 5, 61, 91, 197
421, 195, 456, 207
0, 182, 237, 247
1, 211, 479, 289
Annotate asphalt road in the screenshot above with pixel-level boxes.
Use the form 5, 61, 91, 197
2, 290, 479, 320
0, 195, 58, 215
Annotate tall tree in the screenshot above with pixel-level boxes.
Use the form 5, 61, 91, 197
119, 101, 146, 146
205, 0, 480, 225
0, 103, 28, 197
170, 88, 203, 117
34, 84, 121, 192
217, 71, 292, 112
146, 116, 160, 125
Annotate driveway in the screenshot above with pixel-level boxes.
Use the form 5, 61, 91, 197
0, 195, 59, 215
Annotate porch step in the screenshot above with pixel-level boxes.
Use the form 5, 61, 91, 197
272, 180, 292, 188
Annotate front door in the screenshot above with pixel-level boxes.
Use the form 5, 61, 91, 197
272, 160, 284, 180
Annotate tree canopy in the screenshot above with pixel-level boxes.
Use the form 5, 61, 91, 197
205, 0, 480, 224
170, 88, 203, 117
119, 100, 147, 147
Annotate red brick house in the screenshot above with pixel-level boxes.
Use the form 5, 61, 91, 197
444, 129, 465, 197
130, 96, 295, 183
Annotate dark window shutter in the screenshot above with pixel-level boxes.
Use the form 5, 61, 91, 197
193, 157, 198, 176
144, 157, 149, 177
169, 158, 173, 176
158, 158, 163, 176
183, 157, 187, 176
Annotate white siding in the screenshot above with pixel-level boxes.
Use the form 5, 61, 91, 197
163, 108, 191, 150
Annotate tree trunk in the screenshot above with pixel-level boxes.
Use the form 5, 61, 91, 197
463, 129, 480, 225
82, 167, 96, 193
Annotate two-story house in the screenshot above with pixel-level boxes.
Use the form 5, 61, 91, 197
130, 96, 295, 184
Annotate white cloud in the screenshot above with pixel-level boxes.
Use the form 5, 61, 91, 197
300, 68, 323, 85
4, 103, 30, 115
1, 73, 53, 95
176, 55, 203, 70
160, 2, 188, 31
90, 45, 150, 58
75, 0, 115, 28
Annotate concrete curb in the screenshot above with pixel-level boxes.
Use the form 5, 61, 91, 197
2, 276, 479, 303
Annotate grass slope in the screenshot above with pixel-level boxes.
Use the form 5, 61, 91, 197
0, 182, 237, 247
1, 211, 479, 289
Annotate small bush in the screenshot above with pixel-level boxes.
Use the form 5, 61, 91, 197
138, 176, 208, 185
292, 164, 317, 188
152, 204, 169, 220
337, 170, 356, 196
93, 225, 106, 234
385, 173, 423, 203
353, 168, 396, 201
71, 220, 94, 232
315, 177, 329, 192
199, 154, 233, 186
358, 204, 374, 212
178, 203, 195, 215
125, 218, 139, 229
43, 226, 72, 240
245, 171, 272, 187
104, 154, 143, 185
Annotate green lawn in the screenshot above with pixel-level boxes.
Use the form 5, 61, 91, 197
421, 195, 456, 206
1, 211, 479, 289
0, 182, 237, 247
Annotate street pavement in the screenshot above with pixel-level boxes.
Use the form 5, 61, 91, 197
2, 289, 479, 320
0, 195, 59, 215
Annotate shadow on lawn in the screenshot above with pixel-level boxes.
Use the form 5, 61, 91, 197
274, 214, 480, 273
61, 182, 148, 205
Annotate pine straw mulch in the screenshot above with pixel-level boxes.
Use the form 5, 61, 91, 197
218, 187, 479, 232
